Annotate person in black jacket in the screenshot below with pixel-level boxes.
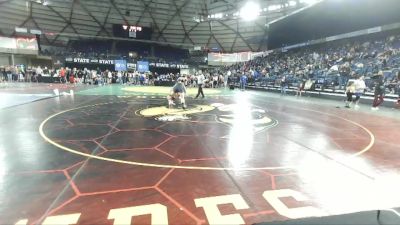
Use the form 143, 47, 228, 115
371, 72, 385, 110
0, 67, 6, 82
83, 68, 88, 84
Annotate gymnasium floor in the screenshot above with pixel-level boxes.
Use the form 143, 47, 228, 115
1, 83, 400, 225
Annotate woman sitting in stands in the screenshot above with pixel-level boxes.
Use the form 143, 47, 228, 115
167, 77, 187, 109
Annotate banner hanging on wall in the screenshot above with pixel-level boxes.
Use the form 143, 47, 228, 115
115, 60, 127, 71
149, 62, 189, 69
64, 58, 189, 71
65, 58, 114, 65
137, 61, 149, 72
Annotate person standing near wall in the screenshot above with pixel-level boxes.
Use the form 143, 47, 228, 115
225, 70, 231, 88
280, 75, 288, 95
117, 71, 122, 84
59, 67, 66, 83
240, 72, 248, 91
6, 66, 12, 82
372, 71, 385, 110
0, 67, 5, 82
91, 69, 97, 85
393, 71, 400, 106
353, 75, 366, 108
83, 68, 88, 84
296, 76, 306, 97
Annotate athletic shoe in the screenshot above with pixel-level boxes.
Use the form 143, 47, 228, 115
182, 103, 187, 109
371, 107, 379, 111
354, 105, 360, 109
345, 105, 350, 108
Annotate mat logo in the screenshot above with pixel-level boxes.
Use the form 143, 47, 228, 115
155, 114, 191, 121
138, 103, 278, 133
211, 103, 278, 133
138, 104, 215, 119
14, 189, 325, 225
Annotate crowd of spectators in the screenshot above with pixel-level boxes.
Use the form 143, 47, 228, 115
222, 32, 400, 98
0, 64, 227, 89
47, 68, 228, 89
0, 65, 47, 83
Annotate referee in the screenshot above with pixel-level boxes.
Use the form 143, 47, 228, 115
195, 73, 205, 98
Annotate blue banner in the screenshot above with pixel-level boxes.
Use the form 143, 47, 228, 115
137, 61, 149, 72
115, 60, 127, 71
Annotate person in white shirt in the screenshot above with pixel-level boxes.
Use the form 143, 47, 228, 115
108, 71, 112, 84
91, 70, 97, 84
91, 70, 97, 79
225, 70, 231, 88
195, 73, 205, 98
36, 66, 43, 76
117, 71, 122, 84
354, 76, 366, 108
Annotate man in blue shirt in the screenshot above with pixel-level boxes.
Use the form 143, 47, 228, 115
240, 73, 248, 91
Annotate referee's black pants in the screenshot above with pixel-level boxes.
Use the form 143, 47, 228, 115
196, 84, 204, 98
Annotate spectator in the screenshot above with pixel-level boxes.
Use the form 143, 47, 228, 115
354, 76, 366, 108
345, 79, 356, 108
372, 71, 385, 110
240, 73, 247, 91
280, 75, 288, 95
